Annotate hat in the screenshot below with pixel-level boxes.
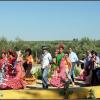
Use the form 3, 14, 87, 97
42, 46, 49, 50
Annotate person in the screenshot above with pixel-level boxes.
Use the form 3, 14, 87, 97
49, 54, 66, 88
90, 51, 100, 85
84, 50, 100, 85
69, 48, 78, 83
0, 50, 8, 83
16, 50, 25, 79
75, 60, 85, 81
41, 46, 52, 89
51, 50, 59, 75
53, 50, 59, 64
63, 52, 75, 86
56, 44, 64, 67
84, 50, 92, 77
0, 50, 26, 89
6, 49, 16, 77
23, 48, 34, 78
77, 50, 92, 82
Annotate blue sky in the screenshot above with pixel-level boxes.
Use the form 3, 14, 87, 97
0, 1, 100, 41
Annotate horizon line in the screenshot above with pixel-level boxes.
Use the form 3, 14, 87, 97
0, 36, 99, 41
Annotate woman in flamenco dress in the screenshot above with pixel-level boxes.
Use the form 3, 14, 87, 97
50, 57, 66, 88
0, 50, 26, 89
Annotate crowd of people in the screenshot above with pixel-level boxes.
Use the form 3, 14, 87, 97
0, 48, 34, 89
40, 44, 100, 88
40, 44, 79, 88
0, 43, 100, 90
77, 50, 100, 85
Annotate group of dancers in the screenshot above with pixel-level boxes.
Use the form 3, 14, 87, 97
0, 43, 100, 90
40, 44, 100, 88
40, 44, 78, 88
0, 48, 33, 89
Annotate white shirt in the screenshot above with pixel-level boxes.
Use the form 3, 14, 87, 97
69, 51, 78, 63
94, 56, 100, 68
41, 51, 52, 69
96, 56, 100, 64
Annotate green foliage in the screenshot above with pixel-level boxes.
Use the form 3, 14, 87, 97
74, 65, 81, 77
33, 69, 42, 79
33, 68, 53, 79
0, 37, 100, 60
48, 69, 53, 78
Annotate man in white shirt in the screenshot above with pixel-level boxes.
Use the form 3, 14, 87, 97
41, 46, 52, 89
69, 48, 78, 82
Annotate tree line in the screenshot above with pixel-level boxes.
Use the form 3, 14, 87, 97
0, 37, 100, 62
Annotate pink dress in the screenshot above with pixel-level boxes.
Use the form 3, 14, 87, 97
0, 57, 7, 69
50, 58, 66, 88
0, 57, 26, 89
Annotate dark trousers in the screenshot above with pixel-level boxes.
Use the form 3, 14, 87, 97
23, 62, 32, 78
91, 68, 100, 85
23, 62, 28, 72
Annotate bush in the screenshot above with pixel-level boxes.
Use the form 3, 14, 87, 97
33, 69, 42, 79
74, 65, 81, 77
